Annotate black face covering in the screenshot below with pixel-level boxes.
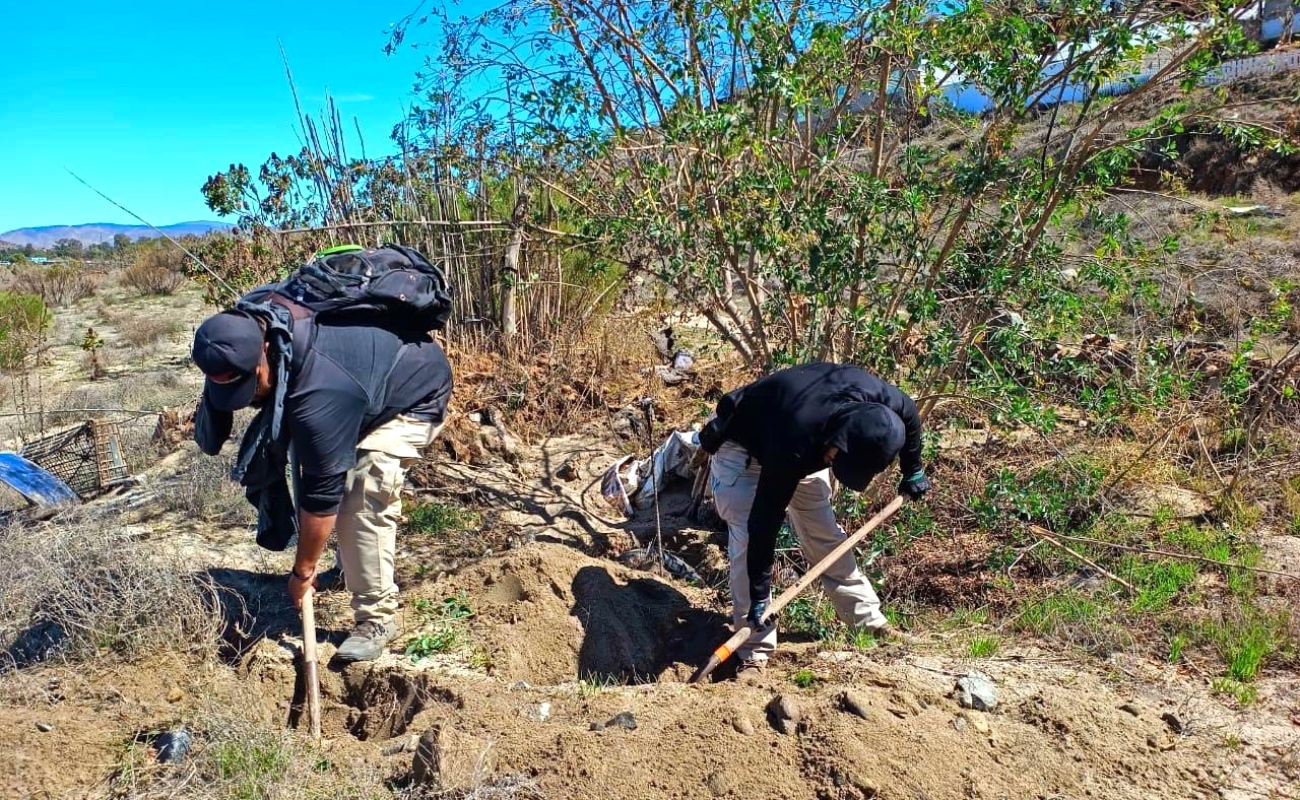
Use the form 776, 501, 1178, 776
827, 402, 905, 491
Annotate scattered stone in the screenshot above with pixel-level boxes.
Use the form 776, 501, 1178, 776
555, 459, 581, 481
952, 716, 967, 731
412, 725, 497, 790
511, 680, 533, 691
767, 694, 801, 735
522, 701, 551, 721
166, 686, 184, 704
35, 721, 53, 733
731, 715, 755, 735
589, 722, 606, 732
955, 672, 998, 712
1120, 703, 1140, 717
832, 768, 880, 797
154, 728, 192, 764
606, 711, 637, 731
854, 775, 880, 797
968, 713, 990, 734
838, 690, 872, 721
1161, 712, 1185, 734
1146, 734, 1177, 752
706, 769, 730, 796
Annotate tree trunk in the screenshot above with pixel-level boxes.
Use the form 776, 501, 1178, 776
501, 226, 522, 350
500, 192, 529, 352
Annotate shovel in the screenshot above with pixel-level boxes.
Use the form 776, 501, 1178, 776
300, 588, 322, 742
688, 494, 906, 684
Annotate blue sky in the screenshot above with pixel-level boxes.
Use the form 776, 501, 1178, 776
0, 0, 480, 232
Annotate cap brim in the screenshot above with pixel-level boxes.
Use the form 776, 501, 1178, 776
205, 373, 258, 412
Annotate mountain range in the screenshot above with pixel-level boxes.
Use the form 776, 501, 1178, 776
0, 221, 232, 249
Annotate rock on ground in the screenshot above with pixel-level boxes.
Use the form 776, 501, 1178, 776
412, 724, 497, 790
767, 695, 802, 735
955, 672, 998, 712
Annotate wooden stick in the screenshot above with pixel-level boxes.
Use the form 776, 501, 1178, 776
269, 219, 509, 235
300, 589, 322, 743
1038, 528, 1299, 581
689, 495, 906, 683
1026, 525, 1136, 595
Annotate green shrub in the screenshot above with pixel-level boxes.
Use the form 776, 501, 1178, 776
405, 593, 475, 662
972, 460, 1104, 534
791, 668, 819, 689
405, 501, 478, 536
0, 291, 52, 370
781, 594, 838, 641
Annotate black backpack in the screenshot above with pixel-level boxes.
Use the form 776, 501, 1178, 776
273, 243, 453, 331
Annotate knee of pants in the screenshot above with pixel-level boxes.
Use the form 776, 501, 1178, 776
341, 451, 404, 520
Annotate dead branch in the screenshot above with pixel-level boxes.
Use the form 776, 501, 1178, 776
1030, 525, 1300, 582
1025, 525, 1137, 595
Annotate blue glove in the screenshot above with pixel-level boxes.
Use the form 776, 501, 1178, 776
746, 596, 771, 630
899, 470, 931, 501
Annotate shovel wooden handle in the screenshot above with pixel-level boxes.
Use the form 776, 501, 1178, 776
689, 494, 906, 683
301, 589, 322, 742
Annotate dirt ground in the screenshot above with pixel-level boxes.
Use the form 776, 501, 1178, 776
2, 429, 1298, 800
1, 281, 1297, 800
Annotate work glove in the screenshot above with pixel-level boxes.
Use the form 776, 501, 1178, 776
746, 596, 771, 630
898, 470, 931, 501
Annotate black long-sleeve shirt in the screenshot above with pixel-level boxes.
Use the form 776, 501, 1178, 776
196, 318, 452, 514
698, 363, 923, 599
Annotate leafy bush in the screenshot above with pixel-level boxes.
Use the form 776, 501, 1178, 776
121, 247, 187, 295
405, 501, 478, 536
973, 460, 1105, 534
0, 291, 52, 371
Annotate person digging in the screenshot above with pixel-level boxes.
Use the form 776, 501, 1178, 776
697, 362, 930, 674
191, 284, 453, 663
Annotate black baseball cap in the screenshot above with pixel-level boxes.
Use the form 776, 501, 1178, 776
191, 311, 264, 411
828, 402, 905, 491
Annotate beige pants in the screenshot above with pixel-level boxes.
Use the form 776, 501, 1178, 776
335, 414, 440, 626
710, 442, 887, 662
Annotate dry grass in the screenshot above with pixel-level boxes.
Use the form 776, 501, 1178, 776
120, 316, 184, 351
104, 691, 542, 800
159, 449, 250, 524
0, 513, 222, 667
10, 263, 99, 307
121, 249, 188, 296
107, 703, 393, 800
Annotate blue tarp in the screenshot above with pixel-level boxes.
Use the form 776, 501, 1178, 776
0, 451, 79, 506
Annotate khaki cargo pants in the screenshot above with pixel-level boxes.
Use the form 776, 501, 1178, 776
299, 414, 441, 626
710, 442, 888, 663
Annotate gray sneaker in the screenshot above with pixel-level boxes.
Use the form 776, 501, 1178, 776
335, 620, 396, 663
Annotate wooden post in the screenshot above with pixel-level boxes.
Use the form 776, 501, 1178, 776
500, 192, 529, 351
301, 590, 322, 743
